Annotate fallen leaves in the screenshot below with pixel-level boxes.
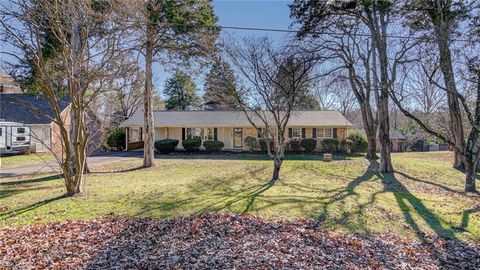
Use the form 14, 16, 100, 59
0, 213, 479, 269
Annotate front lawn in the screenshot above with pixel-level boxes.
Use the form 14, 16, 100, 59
1, 152, 479, 242
0, 153, 54, 168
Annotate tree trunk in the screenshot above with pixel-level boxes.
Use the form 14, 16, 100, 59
464, 156, 477, 193
377, 94, 393, 173
366, 132, 377, 159
434, 13, 466, 169
347, 67, 378, 160
65, 15, 86, 195
143, 22, 155, 168
66, 179, 82, 196
371, 11, 394, 173
271, 157, 283, 182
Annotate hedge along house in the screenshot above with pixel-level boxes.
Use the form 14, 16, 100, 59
120, 110, 352, 151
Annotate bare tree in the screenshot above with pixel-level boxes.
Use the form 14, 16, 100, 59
225, 37, 319, 182
291, 6, 382, 159
1, 0, 127, 195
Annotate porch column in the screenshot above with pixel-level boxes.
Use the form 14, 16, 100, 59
125, 127, 129, 151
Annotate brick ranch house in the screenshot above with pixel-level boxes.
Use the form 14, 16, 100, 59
120, 110, 353, 151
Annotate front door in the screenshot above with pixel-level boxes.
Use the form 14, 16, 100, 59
233, 128, 243, 148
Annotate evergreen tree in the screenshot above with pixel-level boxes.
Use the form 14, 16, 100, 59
203, 59, 239, 110
163, 71, 201, 110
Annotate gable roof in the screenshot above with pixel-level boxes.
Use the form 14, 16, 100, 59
384, 128, 406, 140
0, 93, 70, 125
120, 110, 353, 128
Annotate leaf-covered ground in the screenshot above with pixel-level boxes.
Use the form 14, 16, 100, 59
1, 213, 479, 269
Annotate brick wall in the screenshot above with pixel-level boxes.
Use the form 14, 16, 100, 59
244, 127, 257, 138
337, 128, 346, 140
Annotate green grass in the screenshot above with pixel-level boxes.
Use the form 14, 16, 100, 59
1, 152, 479, 242
0, 153, 54, 168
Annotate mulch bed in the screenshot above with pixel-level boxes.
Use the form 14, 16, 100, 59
1, 213, 479, 269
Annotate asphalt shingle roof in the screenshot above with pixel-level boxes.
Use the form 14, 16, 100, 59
0, 93, 70, 125
120, 110, 353, 128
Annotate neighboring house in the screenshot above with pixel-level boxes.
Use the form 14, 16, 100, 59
0, 93, 101, 154
120, 110, 353, 151
0, 72, 21, 94
376, 128, 406, 152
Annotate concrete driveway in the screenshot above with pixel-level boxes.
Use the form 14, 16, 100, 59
0, 151, 142, 179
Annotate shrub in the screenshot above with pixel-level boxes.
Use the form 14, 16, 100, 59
154, 139, 179, 154
321, 138, 339, 153
182, 138, 202, 151
107, 129, 126, 149
203, 140, 224, 152
259, 138, 274, 153
289, 139, 301, 151
346, 131, 368, 153
300, 138, 317, 152
339, 139, 353, 154
244, 136, 257, 151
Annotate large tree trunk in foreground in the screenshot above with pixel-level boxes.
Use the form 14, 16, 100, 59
143, 23, 155, 168
377, 94, 394, 173
432, 7, 466, 170
464, 156, 477, 193
366, 132, 377, 159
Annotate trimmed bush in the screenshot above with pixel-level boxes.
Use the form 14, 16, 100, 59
300, 138, 317, 152
346, 131, 368, 153
289, 139, 301, 151
154, 139, 179, 154
321, 138, 339, 153
259, 138, 274, 153
182, 138, 202, 151
244, 136, 257, 151
107, 129, 126, 149
203, 140, 224, 152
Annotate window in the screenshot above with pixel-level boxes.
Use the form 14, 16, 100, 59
17, 127, 25, 134
203, 128, 214, 141
291, 128, 301, 138
0, 128, 2, 136
17, 136, 26, 141
324, 128, 333, 138
186, 128, 203, 140
258, 127, 275, 139
233, 128, 243, 147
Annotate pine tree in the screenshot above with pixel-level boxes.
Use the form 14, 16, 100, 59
203, 59, 239, 110
163, 71, 201, 110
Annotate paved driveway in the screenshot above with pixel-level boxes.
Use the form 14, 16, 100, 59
0, 151, 142, 179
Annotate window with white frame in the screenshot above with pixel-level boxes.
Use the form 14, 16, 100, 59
17, 127, 25, 134
258, 127, 276, 139
187, 128, 203, 140
324, 128, 333, 138
203, 128, 214, 141
291, 128, 301, 138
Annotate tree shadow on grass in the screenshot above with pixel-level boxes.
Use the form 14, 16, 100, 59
0, 174, 63, 201
0, 194, 67, 221
0, 174, 62, 186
